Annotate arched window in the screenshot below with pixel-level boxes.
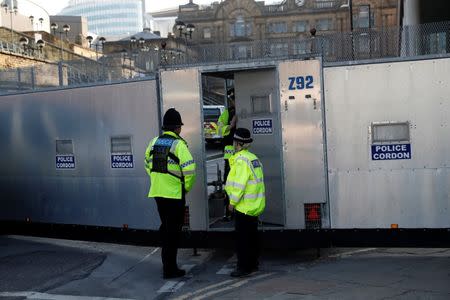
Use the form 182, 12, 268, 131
230, 15, 252, 37
235, 15, 245, 36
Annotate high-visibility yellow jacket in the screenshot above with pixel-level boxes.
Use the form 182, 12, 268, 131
225, 149, 265, 216
144, 131, 196, 199
217, 108, 231, 138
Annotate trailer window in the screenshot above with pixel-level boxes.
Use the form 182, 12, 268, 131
372, 122, 410, 143
111, 136, 132, 154
56, 139, 74, 155
203, 107, 221, 122
251, 94, 271, 114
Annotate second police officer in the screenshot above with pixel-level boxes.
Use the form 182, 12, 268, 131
225, 128, 266, 277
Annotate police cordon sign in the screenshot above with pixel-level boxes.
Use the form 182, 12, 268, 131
56, 155, 75, 169
111, 154, 134, 168
252, 118, 273, 135
371, 144, 411, 160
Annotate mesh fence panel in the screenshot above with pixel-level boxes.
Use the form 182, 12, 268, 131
166, 21, 450, 66
1, 21, 450, 95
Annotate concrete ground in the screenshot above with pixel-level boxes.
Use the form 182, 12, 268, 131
0, 235, 449, 300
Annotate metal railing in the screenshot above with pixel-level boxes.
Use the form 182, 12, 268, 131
166, 21, 450, 66
1, 21, 450, 95
0, 39, 24, 56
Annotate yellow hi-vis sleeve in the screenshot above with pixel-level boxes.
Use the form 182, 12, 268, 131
225, 158, 250, 205
217, 109, 229, 137
174, 140, 196, 193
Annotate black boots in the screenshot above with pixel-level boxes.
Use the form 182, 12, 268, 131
163, 268, 186, 279
230, 269, 251, 277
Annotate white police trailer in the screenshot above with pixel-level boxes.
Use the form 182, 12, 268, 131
0, 55, 449, 247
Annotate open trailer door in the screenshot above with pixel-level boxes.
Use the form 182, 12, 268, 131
278, 59, 329, 230
159, 68, 208, 231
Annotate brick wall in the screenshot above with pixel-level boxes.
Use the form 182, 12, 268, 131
0, 52, 45, 69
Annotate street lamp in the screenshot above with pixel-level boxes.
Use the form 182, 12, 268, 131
18, 37, 45, 59
86, 35, 106, 61
130, 36, 137, 49
176, 21, 195, 39
120, 48, 128, 78
2, 1, 18, 42
51, 23, 71, 60
136, 37, 153, 72
340, 0, 354, 60
138, 37, 146, 49
86, 36, 106, 77
63, 24, 71, 37
36, 39, 45, 58
29, 15, 44, 31
175, 21, 195, 63
160, 41, 168, 64
127, 36, 138, 78
19, 36, 28, 54
50, 22, 58, 35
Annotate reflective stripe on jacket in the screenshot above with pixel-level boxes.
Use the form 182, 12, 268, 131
223, 144, 235, 160
144, 131, 196, 199
225, 149, 265, 216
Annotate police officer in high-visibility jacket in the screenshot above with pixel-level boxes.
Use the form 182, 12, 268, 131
144, 108, 196, 279
217, 88, 237, 220
225, 128, 265, 277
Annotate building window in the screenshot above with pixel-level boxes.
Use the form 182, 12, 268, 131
372, 122, 410, 143
235, 16, 245, 36
111, 136, 132, 154
203, 27, 211, 39
356, 33, 370, 53
315, 0, 334, 9
355, 5, 375, 28
251, 95, 271, 114
56, 139, 74, 155
230, 15, 252, 37
230, 45, 252, 59
427, 32, 447, 54
269, 43, 288, 56
293, 20, 309, 33
310, 37, 332, 55
293, 40, 312, 54
268, 22, 287, 33
358, 5, 369, 28
316, 18, 333, 31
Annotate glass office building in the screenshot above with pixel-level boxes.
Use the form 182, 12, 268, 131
59, 0, 145, 37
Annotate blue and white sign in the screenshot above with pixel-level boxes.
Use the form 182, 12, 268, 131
56, 155, 75, 169
288, 75, 314, 90
252, 119, 273, 135
111, 154, 134, 168
372, 144, 411, 160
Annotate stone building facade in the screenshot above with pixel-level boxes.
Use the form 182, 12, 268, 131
173, 0, 400, 61
177, 0, 400, 45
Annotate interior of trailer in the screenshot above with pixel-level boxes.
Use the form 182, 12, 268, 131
200, 67, 285, 230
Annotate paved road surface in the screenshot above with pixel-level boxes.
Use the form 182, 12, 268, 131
1, 235, 449, 299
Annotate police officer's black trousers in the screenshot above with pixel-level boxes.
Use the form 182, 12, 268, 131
155, 197, 185, 274
224, 159, 230, 182
235, 211, 260, 272
223, 159, 231, 217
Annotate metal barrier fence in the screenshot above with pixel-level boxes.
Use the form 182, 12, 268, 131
0, 53, 134, 93
1, 21, 450, 95
168, 21, 450, 66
